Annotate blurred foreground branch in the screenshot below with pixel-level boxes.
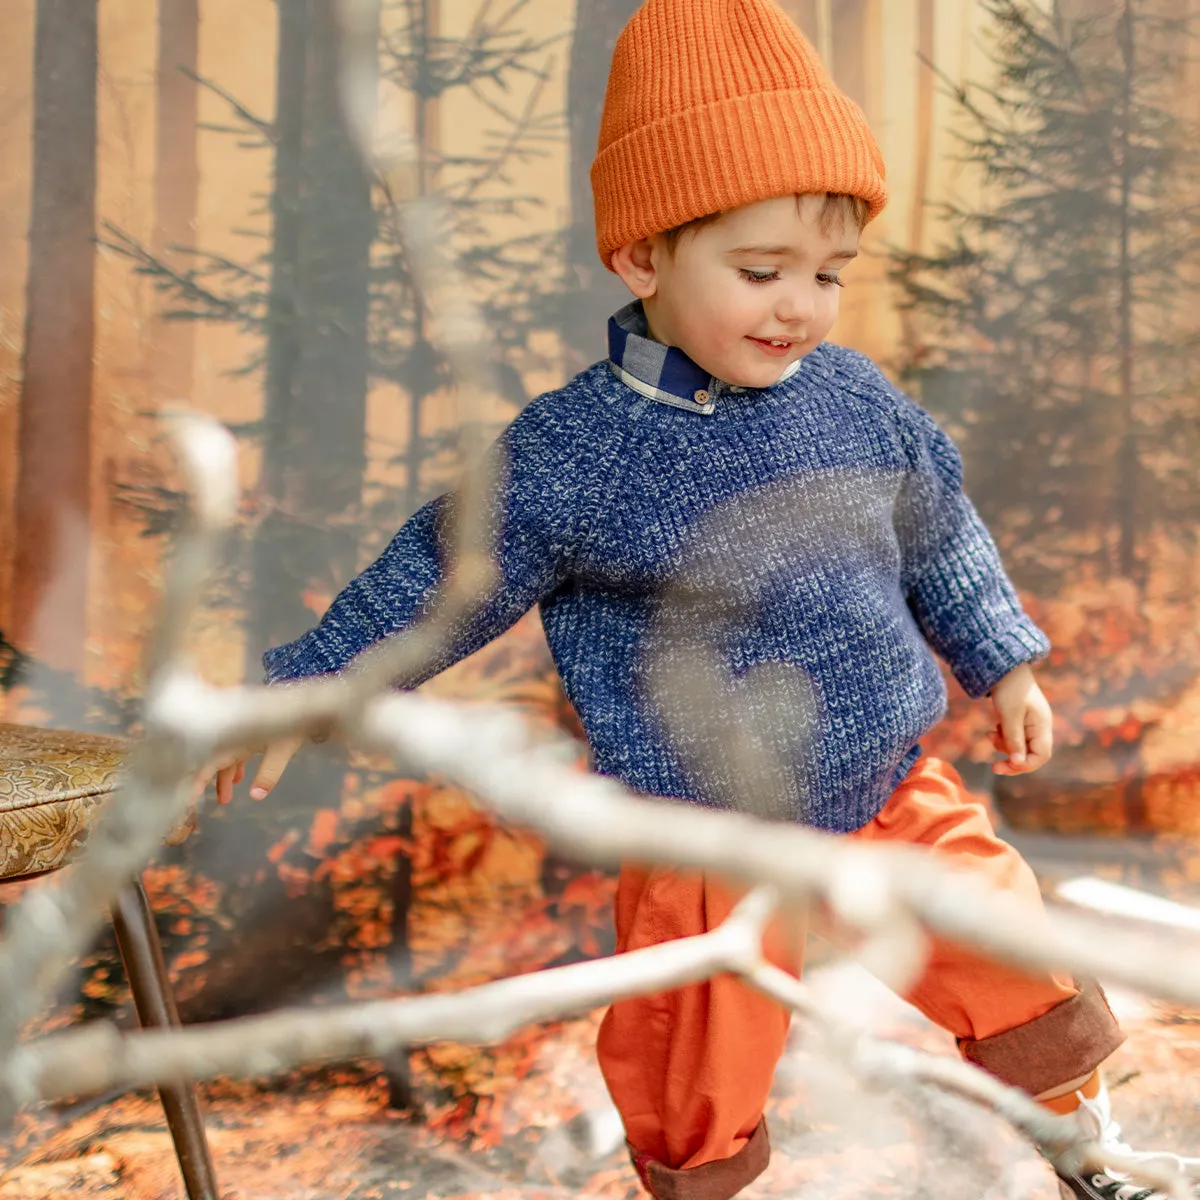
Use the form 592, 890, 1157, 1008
22, 888, 774, 1100
2, 513, 1199, 1196
0, 9, 1194, 1197
14, 875, 1192, 1198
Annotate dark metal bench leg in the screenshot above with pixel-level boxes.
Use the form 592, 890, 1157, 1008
111, 878, 221, 1200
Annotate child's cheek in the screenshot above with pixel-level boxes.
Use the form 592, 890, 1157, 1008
817, 294, 840, 336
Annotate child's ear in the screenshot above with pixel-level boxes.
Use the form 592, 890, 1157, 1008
611, 237, 659, 300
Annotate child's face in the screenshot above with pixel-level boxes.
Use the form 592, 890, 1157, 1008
616, 195, 860, 389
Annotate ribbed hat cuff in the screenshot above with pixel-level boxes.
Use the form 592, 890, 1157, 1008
592, 88, 887, 269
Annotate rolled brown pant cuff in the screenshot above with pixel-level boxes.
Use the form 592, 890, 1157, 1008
629, 1118, 770, 1200
959, 979, 1125, 1097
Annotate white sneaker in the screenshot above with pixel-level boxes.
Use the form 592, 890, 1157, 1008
1055, 1081, 1200, 1200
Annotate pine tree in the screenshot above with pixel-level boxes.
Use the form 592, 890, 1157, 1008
251, 0, 376, 678
153, 0, 200, 401
367, 0, 564, 520
892, 0, 1200, 594
108, 0, 563, 563
561, 0, 642, 370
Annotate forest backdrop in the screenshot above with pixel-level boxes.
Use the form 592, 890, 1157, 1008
1, 0, 1199, 1145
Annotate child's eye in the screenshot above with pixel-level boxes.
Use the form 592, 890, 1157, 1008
739, 268, 779, 284
817, 272, 845, 288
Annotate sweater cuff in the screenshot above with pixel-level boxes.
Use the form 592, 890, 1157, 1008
262, 632, 346, 686
951, 618, 1051, 700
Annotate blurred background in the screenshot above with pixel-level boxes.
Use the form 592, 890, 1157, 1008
1, 1, 1198, 1196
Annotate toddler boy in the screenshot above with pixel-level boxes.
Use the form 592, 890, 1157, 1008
212, 2, 1197, 1196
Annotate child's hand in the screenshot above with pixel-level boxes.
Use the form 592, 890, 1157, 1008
192, 736, 305, 805
987, 663, 1053, 776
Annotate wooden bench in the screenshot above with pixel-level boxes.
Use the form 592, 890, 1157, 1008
0, 722, 220, 1199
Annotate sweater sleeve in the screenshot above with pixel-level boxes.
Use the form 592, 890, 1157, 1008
892, 394, 1049, 699
262, 391, 591, 688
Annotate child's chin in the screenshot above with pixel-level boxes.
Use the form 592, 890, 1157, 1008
727, 364, 795, 390
694, 349, 800, 391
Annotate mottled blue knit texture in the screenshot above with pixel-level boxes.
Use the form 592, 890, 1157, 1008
263, 341, 1049, 833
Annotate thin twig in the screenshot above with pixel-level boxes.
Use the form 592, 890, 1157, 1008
747, 964, 1193, 1200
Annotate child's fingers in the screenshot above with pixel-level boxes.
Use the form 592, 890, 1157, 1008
988, 729, 1013, 773
249, 736, 305, 799
1024, 708, 1054, 770
190, 769, 212, 805
992, 721, 1052, 775
192, 752, 236, 804
233, 762, 245, 786
215, 762, 241, 806
998, 709, 1027, 767
992, 758, 1026, 776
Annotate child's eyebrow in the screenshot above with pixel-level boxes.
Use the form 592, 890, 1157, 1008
728, 245, 859, 260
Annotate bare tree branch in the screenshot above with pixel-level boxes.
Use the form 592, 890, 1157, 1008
351, 691, 1200, 1008
18, 887, 773, 1102
13, 881, 1194, 1198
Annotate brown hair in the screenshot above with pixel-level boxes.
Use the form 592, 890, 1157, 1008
661, 193, 870, 254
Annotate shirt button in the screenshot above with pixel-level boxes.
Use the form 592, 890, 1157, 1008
693, 389, 710, 405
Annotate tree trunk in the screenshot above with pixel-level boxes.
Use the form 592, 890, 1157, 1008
1114, 1, 1147, 832
831, 0, 869, 109
816, 0, 834, 64
154, 0, 200, 402
12, 0, 98, 676
249, 0, 309, 679
260, 0, 308, 499
403, 0, 441, 518
291, 0, 372, 529
562, 0, 644, 371
1115, 0, 1139, 584
909, 0, 936, 255
779, 0, 821, 43
380, 0, 437, 1113
249, 0, 375, 670
219, 0, 377, 1040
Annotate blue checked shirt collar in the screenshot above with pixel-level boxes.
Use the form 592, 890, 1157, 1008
606, 300, 802, 414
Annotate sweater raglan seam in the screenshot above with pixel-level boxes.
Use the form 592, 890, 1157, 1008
820, 349, 1046, 678
564, 378, 641, 569
874, 378, 970, 597
818, 351, 951, 593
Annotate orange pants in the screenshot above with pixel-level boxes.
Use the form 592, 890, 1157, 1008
596, 757, 1124, 1200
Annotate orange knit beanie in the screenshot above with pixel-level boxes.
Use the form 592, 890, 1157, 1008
591, 0, 888, 270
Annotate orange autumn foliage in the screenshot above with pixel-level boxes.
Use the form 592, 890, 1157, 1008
305, 807, 341, 857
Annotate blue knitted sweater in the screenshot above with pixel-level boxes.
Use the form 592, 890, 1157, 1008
263, 306, 1049, 832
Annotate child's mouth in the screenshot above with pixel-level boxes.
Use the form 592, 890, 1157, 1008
748, 336, 795, 357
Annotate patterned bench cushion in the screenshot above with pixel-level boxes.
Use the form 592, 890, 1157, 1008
0, 723, 126, 879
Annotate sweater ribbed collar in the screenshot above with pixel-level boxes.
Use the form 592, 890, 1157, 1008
606, 300, 801, 415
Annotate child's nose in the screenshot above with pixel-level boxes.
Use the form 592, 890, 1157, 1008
776, 286, 816, 325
